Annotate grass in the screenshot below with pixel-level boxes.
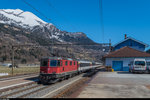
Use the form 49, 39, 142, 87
0, 66, 40, 76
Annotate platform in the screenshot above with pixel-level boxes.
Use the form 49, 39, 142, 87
77, 71, 150, 98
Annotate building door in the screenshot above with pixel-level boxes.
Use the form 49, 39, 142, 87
112, 61, 123, 71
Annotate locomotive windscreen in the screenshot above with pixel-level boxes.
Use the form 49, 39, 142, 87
50, 60, 61, 67
41, 58, 48, 67
50, 60, 57, 67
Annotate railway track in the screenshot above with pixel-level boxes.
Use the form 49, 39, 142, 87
0, 82, 39, 98
0, 68, 101, 98
23, 74, 84, 98
0, 74, 83, 98
52, 68, 100, 98
0, 73, 38, 81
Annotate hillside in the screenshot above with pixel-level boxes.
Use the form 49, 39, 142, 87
0, 9, 109, 63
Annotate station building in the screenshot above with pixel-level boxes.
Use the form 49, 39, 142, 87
103, 35, 150, 71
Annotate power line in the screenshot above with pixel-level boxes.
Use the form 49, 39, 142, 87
22, 0, 55, 55
22, 0, 51, 21
22, 0, 63, 30
99, 0, 104, 43
45, 0, 79, 32
45, 0, 79, 48
10, 43, 110, 48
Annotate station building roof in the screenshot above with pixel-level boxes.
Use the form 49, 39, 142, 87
104, 46, 150, 58
113, 37, 149, 47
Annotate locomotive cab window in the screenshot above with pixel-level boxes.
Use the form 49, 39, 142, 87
50, 60, 57, 67
74, 62, 76, 65
41, 59, 48, 67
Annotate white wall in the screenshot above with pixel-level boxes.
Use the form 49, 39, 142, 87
105, 57, 150, 67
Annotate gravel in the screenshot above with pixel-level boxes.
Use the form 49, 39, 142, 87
0, 83, 38, 97
24, 74, 83, 98
8, 85, 45, 98
0, 72, 93, 98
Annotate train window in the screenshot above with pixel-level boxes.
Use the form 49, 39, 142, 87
80, 63, 91, 67
50, 60, 57, 67
41, 59, 48, 67
60, 61, 62, 66
57, 60, 61, 66
74, 62, 76, 65
65, 61, 68, 66
70, 61, 72, 66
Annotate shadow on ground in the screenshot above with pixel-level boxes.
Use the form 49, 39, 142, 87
117, 71, 132, 74
24, 76, 38, 82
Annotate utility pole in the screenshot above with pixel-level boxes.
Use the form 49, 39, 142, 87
11, 46, 14, 75
109, 39, 111, 52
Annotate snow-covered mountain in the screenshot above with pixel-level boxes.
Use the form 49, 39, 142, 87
0, 9, 109, 62
0, 9, 52, 28
0, 9, 92, 43
0, 9, 110, 49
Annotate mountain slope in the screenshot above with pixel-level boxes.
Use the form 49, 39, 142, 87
0, 9, 109, 63
0, 9, 97, 45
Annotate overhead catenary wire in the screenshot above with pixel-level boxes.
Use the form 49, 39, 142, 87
21, 0, 55, 55
21, 0, 65, 31
21, 0, 109, 52
21, 0, 84, 58
45, 0, 86, 58
45, 0, 83, 58
24, 1, 61, 30
99, 0, 104, 43
22, 0, 51, 21
45, 0, 79, 33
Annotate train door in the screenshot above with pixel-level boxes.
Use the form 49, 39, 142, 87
61, 60, 65, 72
57, 60, 62, 74
77, 61, 81, 72
74, 61, 78, 71
69, 61, 72, 71
72, 61, 75, 71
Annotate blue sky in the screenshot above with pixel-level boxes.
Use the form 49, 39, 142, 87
1, 0, 150, 50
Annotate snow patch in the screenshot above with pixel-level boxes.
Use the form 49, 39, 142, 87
0, 9, 53, 28
3, 9, 23, 15
0, 73, 9, 76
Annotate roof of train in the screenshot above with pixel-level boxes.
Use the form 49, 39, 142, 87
41, 57, 73, 60
41, 57, 93, 63
77, 60, 92, 63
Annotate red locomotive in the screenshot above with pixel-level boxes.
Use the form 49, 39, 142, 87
39, 57, 99, 84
